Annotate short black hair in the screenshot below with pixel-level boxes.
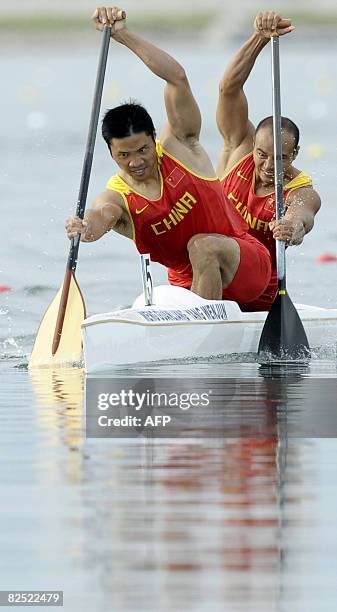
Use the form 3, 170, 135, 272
255, 116, 300, 149
102, 101, 155, 148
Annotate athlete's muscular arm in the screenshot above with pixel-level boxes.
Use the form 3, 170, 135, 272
65, 191, 124, 242
269, 187, 321, 246
92, 6, 201, 144
216, 12, 294, 176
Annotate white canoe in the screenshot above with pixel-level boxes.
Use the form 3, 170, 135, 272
81, 285, 337, 372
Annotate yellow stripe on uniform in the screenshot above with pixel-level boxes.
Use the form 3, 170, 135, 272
106, 174, 131, 193
285, 171, 312, 191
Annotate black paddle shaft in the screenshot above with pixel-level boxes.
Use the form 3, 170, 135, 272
271, 35, 286, 291
67, 26, 111, 272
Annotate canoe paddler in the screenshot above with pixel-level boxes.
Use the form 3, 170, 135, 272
66, 6, 272, 305
216, 10, 321, 311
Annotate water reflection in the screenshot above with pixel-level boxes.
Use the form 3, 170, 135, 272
80, 435, 291, 610
81, 371, 296, 611
29, 366, 85, 487
26, 363, 336, 611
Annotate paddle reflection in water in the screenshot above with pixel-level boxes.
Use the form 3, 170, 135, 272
29, 367, 85, 484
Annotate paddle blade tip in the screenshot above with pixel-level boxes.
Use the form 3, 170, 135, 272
258, 292, 310, 363
258, 345, 311, 365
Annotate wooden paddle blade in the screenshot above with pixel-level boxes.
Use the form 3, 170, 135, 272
258, 291, 310, 361
29, 274, 86, 368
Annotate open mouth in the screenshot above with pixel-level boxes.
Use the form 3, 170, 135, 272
131, 167, 146, 176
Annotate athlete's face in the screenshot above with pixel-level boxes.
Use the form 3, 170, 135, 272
253, 127, 299, 187
109, 131, 157, 181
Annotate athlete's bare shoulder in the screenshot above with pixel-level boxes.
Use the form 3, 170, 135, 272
160, 129, 216, 178
287, 184, 321, 210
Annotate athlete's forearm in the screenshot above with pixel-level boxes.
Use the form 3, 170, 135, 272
219, 33, 269, 95
271, 207, 313, 246
285, 189, 321, 235
284, 205, 314, 235
82, 205, 118, 242
113, 29, 185, 84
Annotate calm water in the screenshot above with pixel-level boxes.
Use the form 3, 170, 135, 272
1, 38, 337, 611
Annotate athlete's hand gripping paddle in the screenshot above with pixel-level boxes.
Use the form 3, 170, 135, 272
258, 35, 310, 361
29, 22, 121, 368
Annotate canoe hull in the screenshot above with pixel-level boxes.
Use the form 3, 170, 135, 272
82, 286, 337, 372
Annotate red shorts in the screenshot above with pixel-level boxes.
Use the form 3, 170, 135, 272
239, 272, 278, 312
168, 236, 273, 307
221, 237, 272, 304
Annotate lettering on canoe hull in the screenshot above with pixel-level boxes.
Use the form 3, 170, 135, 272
138, 304, 228, 322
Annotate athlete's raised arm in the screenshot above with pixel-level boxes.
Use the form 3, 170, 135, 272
92, 6, 201, 146
216, 11, 294, 176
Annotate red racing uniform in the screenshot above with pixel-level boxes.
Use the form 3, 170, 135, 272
220, 152, 312, 310
107, 142, 272, 304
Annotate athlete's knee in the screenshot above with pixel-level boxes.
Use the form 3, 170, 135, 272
187, 233, 208, 255
187, 234, 218, 261
187, 234, 221, 269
